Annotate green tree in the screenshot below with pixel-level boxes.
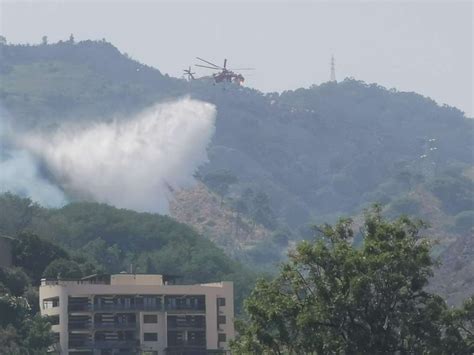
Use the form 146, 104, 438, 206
0, 325, 22, 354
203, 169, 238, 203
12, 232, 69, 284
0, 294, 30, 327
232, 207, 473, 354
441, 296, 473, 352
0, 267, 31, 296
0, 193, 39, 235
41, 35, 48, 45
22, 315, 55, 352
43, 258, 83, 279
251, 191, 276, 229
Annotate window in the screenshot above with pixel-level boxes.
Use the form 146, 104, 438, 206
218, 333, 226, 342
43, 297, 59, 309
218, 315, 226, 325
49, 315, 60, 325
217, 298, 226, 307
144, 333, 158, 341
143, 314, 158, 324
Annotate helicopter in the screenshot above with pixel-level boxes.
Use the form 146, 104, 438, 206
195, 57, 254, 85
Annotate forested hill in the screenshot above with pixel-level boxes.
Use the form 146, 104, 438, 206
0, 40, 182, 125
0, 193, 256, 312
1, 40, 473, 303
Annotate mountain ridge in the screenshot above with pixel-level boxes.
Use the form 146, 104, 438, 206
0, 40, 472, 302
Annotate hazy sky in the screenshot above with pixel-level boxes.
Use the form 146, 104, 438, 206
1, 1, 473, 116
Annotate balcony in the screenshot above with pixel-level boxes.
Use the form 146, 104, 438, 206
93, 322, 137, 329
68, 322, 91, 330
165, 305, 206, 313
93, 303, 162, 311
167, 316, 205, 330
68, 304, 92, 312
93, 340, 139, 349
166, 340, 207, 348
68, 340, 139, 349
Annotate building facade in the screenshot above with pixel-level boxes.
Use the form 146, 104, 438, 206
39, 274, 234, 355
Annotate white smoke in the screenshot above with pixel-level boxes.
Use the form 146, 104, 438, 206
1, 111, 68, 207
0, 149, 68, 207
19, 98, 216, 213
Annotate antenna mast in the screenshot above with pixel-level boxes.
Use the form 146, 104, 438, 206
330, 55, 336, 82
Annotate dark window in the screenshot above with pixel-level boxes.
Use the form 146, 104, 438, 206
144, 333, 158, 341
217, 298, 226, 307
218, 315, 226, 324
143, 314, 158, 323
49, 315, 60, 325
218, 333, 226, 342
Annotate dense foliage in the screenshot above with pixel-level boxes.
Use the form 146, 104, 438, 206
0, 193, 257, 312
232, 208, 474, 354
0, 266, 55, 353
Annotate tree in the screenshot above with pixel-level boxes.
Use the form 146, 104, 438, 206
232, 207, 473, 354
444, 296, 474, 351
68, 33, 75, 44
12, 232, 69, 284
0, 267, 31, 296
0, 325, 22, 354
43, 258, 83, 279
41, 35, 48, 45
0, 193, 38, 235
0, 293, 30, 328
22, 315, 55, 352
203, 169, 238, 203
251, 191, 276, 229
0, 35, 6, 45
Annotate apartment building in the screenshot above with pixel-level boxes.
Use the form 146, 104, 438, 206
39, 273, 234, 355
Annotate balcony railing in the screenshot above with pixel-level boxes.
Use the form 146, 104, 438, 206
93, 340, 139, 349
93, 322, 137, 329
68, 340, 139, 349
167, 340, 207, 348
93, 304, 162, 311
167, 322, 206, 330
68, 322, 91, 330
68, 304, 92, 312
165, 305, 206, 313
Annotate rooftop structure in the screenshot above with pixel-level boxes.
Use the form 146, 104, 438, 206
39, 273, 234, 355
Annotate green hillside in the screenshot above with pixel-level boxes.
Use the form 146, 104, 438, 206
1, 40, 472, 302
0, 193, 256, 312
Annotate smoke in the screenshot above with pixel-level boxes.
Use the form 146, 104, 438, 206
0, 110, 68, 207
0, 150, 68, 207
6, 98, 216, 213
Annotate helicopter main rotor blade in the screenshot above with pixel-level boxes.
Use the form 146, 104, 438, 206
196, 57, 221, 68
228, 68, 255, 71
195, 64, 220, 70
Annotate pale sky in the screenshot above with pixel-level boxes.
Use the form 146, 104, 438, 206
1, 0, 473, 117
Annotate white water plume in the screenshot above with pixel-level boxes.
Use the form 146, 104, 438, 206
21, 98, 216, 213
